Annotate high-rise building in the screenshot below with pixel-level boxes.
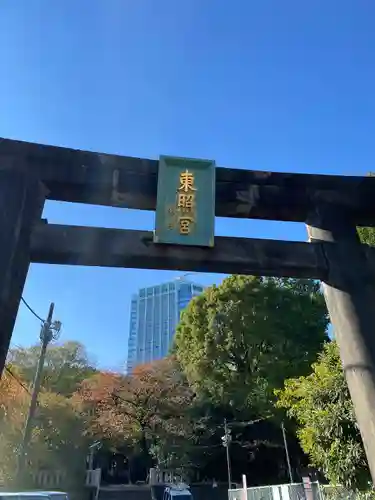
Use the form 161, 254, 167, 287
126, 279, 204, 373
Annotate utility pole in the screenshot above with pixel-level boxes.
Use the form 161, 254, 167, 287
281, 421, 293, 483
222, 419, 232, 489
18, 302, 61, 473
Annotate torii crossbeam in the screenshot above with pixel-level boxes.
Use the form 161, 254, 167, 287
1, 137, 375, 481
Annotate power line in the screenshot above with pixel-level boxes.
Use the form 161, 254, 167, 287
225, 415, 273, 428
9, 342, 24, 351
21, 297, 44, 324
5, 366, 32, 397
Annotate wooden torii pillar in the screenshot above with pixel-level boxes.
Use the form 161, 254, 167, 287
0, 167, 45, 373
307, 204, 375, 482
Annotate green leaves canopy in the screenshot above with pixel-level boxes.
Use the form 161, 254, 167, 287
174, 275, 329, 414
276, 341, 369, 490
8, 341, 96, 396
358, 226, 375, 247
25, 392, 89, 491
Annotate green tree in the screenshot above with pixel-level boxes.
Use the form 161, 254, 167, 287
174, 276, 329, 414
357, 173, 375, 246
8, 341, 96, 396
0, 367, 88, 492
0, 367, 28, 485
276, 341, 369, 490
358, 226, 375, 247
25, 391, 89, 492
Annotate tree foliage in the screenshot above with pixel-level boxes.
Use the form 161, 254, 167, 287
0, 271, 331, 488
8, 341, 96, 396
276, 341, 369, 490
77, 357, 195, 474
0, 368, 28, 485
358, 226, 375, 247
357, 174, 375, 246
175, 275, 329, 415
0, 364, 88, 489
25, 391, 89, 491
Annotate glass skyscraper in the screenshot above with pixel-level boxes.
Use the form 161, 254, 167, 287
126, 279, 204, 373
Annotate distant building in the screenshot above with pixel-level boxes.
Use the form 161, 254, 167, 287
126, 278, 204, 373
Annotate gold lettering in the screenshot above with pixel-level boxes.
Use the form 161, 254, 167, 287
179, 170, 197, 192
177, 193, 195, 211
175, 169, 197, 235
179, 217, 194, 235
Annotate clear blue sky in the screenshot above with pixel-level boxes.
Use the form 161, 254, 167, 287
0, 1, 373, 369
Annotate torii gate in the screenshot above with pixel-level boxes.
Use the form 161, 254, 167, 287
1, 137, 375, 480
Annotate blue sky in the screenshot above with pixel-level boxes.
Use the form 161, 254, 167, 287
0, 1, 373, 369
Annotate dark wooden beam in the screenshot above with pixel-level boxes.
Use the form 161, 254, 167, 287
1, 137, 375, 225
0, 168, 46, 376
30, 223, 327, 279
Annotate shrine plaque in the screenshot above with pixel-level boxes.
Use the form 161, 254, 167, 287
154, 155, 215, 247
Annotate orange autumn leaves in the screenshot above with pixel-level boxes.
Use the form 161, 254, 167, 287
0, 356, 195, 483
0, 368, 29, 484
77, 357, 194, 448
0, 367, 28, 430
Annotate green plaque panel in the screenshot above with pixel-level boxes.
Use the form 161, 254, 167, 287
154, 155, 215, 247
